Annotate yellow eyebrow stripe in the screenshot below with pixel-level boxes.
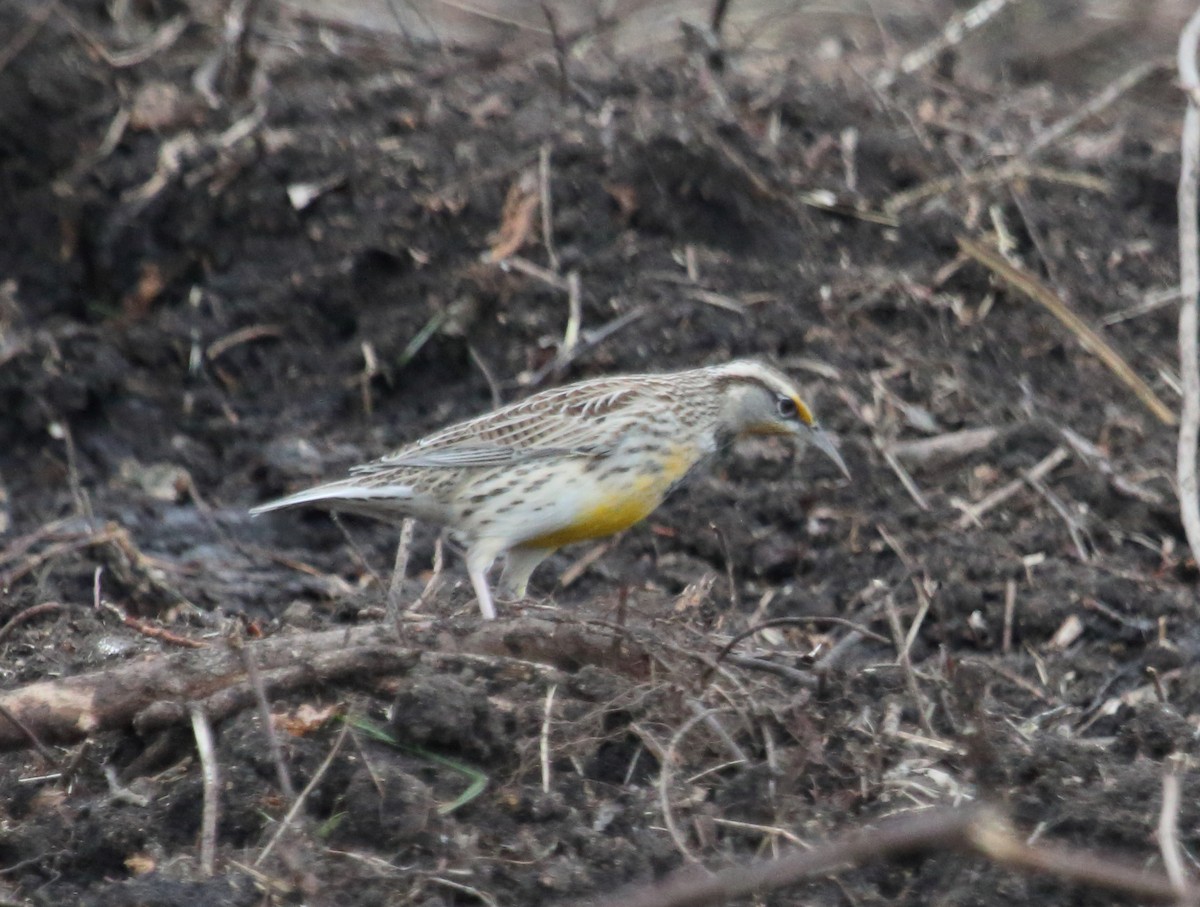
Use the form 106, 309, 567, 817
793, 395, 814, 426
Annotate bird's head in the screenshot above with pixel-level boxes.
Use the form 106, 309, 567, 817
713, 360, 850, 478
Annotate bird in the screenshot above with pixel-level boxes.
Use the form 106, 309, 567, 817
251, 359, 848, 620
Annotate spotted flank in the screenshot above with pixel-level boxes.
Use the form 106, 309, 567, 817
251, 359, 847, 619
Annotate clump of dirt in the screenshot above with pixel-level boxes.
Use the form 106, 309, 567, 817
1, 2, 1198, 905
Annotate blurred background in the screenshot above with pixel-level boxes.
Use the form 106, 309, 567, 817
277, 0, 1190, 87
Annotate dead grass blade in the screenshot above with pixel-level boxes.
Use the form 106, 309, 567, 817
958, 236, 1176, 426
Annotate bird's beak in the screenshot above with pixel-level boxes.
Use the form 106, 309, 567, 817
809, 426, 850, 479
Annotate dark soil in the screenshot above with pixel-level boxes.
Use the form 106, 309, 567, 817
1, 2, 1198, 905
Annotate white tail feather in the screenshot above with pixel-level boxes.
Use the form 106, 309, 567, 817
250, 482, 416, 515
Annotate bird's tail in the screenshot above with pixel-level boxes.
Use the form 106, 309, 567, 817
250, 480, 420, 520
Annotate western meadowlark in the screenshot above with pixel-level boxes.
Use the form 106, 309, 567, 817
252, 360, 847, 619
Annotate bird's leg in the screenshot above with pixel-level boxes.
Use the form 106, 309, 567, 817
466, 542, 503, 620
499, 546, 555, 600
467, 563, 497, 620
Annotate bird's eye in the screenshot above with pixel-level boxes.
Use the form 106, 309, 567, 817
776, 396, 799, 419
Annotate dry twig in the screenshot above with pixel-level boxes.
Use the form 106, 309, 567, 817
1159, 765, 1189, 895
539, 143, 559, 271
1026, 59, 1166, 157
586, 804, 1194, 907
385, 519, 415, 631
889, 427, 999, 466
704, 616, 889, 686
881, 590, 937, 738
659, 712, 712, 864
256, 720, 351, 867
235, 638, 296, 801
874, 0, 1012, 90
0, 3, 51, 74
879, 444, 930, 511
408, 534, 446, 614
958, 236, 1176, 426
1177, 8, 1200, 566
0, 602, 63, 645
955, 445, 1070, 529
1002, 579, 1016, 654
540, 683, 557, 794
885, 163, 1108, 217
191, 705, 219, 876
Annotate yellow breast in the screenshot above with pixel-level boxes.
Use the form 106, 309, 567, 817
517, 445, 697, 549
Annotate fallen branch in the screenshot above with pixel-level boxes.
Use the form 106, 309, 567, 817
888, 426, 1000, 466
583, 804, 1194, 907
0, 625, 411, 752
0, 620, 600, 753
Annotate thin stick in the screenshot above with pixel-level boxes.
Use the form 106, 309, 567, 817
968, 811, 1193, 905
521, 306, 647, 388
559, 539, 616, 588
191, 705, 219, 876
540, 684, 557, 794
359, 340, 378, 417
595, 804, 1194, 907
1101, 287, 1182, 326
0, 3, 51, 74
0, 703, 56, 763
500, 254, 571, 291
56, 417, 93, 522
880, 445, 930, 511
710, 817, 807, 850
1159, 767, 1188, 895
705, 616, 889, 684
724, 656, 818, 687
885, 163, 1108, 217
1002, 579, 1016, 655
236, 641, 296, 800
408, 534, 446, 614
0, 602, 63, 645
875, 526, 934, 657
711, 524, 739, 612
686, 700, 747, 766
1024, 474, 1090, 562
881, 591, 936, 738
539, 144, 560, 272
874, 0, 1012, 89
206, 323, 284, 361
467, 343, 503, 410
385, 519, 415, 631
596, 806, 987, 907
1177, 7, 1200, 568
958, 236, 1176, 426
426, 875, 500, 907
562, 270, 582, 361
659, 714, 712, 864
889, 427, 999, 465
956, 445, 1070, 528
256, 720, 350, 866
968, 658, 1057, 704
1026, 59, 1165, 156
